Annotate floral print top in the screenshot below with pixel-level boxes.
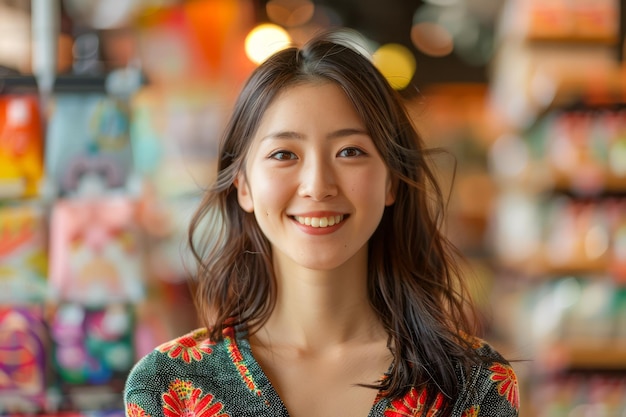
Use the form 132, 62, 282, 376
124, 327, 519, 417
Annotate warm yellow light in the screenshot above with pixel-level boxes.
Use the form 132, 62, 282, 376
245, 23, 291, 65
372, 43, 416, 90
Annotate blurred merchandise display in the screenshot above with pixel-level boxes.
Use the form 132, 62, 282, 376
489, 0, 626, 414
48, 303, 134, 411
0, 203, 48, 303
532, 375, 626, 417
489, 108, 626, 276
128, 85, 224, 198
0, 1, 220, 412
0, 94, 44, 199
490, 0, 624, 130
48, 197, 145, 306
523, 0, 619, 44
0, 306, 47, 413
490, 107, 626, 415
45, 92, 134, 198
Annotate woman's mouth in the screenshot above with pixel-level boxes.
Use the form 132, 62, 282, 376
293, 215, 346, 228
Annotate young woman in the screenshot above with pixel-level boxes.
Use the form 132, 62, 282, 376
124, 30, 519, 417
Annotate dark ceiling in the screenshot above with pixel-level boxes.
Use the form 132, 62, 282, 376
305, 0, 503, 88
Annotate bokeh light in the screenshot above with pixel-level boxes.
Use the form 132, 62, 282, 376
411, 21, 453, 57
244, 23, 291, 65
412, 3, 494, 66
266, 0, 315, 28
63, 0, 140, 29
372, 43, 416, 90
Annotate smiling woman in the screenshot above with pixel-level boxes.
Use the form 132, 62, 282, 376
124, 29, 519, 417
235, 81, 394, 273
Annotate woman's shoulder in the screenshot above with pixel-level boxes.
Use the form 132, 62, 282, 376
153, 327, 221, 363
456, 336, 520, 416
125, 327, 230, 391
467, 336, 512, 363
124, 326, 266, 416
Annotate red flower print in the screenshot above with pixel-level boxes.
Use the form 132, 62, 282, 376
163, 379, 229, 417
384, 388, 444, 417
489, 363, 519, 410
223, 326, 262, 396
461, 406, 480, 417
158, 329, 214, 363
127, 403, 151, 417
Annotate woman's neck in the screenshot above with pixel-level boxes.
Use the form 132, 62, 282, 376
253, 250, 387, 355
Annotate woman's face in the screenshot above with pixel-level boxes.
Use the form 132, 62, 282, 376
236, 81, 395, 272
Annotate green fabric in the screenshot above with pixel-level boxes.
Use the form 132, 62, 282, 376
124, 327, 519, 417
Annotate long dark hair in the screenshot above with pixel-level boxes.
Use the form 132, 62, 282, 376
189, 30, 480, 414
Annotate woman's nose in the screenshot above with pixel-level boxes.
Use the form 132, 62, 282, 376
297, 157, 338, 201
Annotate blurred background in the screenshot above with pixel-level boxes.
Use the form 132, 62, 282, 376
0, 0, 625, 415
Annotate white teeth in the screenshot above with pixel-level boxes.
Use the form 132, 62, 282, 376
295, 215, 344, 228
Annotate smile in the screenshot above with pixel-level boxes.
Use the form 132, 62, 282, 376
294, 215, 345, 228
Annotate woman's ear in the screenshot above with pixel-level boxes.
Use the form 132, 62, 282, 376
234, 172, 254, 213
385, 175, 397, 206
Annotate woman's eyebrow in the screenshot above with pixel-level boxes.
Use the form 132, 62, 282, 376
327, 128, 369, 140
261, 130, 303, 141
262, 128, 369, 141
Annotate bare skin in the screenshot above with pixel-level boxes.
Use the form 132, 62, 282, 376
249, 250, 393, 417
250, 333, 392, 417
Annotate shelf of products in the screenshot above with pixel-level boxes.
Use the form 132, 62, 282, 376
489, 1, 626, 415
0, 74, 210, 415
522, 0, 620, 45
0, 0, 262, 411
0, 1, 230, 413
549, 342, 626, 370
491, 104, 626, 417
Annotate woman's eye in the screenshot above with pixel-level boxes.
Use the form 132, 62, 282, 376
270, 151, 297, 160
338, 147, 365, 157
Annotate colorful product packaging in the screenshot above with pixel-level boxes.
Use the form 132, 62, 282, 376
0, 94, 44, 199
0, 305, 47, 413
48, 196, 144, 306
0, 203, 48, 303
49, 303, 134, 411
45, 93, 133, 197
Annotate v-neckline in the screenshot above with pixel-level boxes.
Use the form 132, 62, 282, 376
233, 327, 391, 417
